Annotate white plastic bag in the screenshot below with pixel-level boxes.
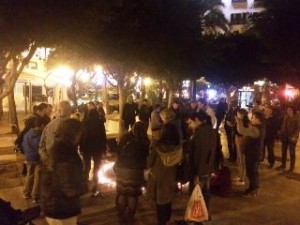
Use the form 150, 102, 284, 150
184, 184, 208, 222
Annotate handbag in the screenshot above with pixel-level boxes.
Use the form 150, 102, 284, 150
184, 184, 208, 222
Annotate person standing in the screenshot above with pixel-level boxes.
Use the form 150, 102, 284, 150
277, 106, 300, 172
224, 99, 239, 162
151, 104, 163, 141
197, 98, 217, 129
22, 117, 47, 203
115, 122, 150, 225
187, 111, 216, 225
233, 109, 250, 185
44, 104, 53, 124
39, 101, 72, 168
122, 95, 138, 131
96, 102, 106, 123
80, 108, 107, 197
40, 119, 84, 225
237, 111, 265, 198
139, 99, 151, 132
147, 109, 182, 225
215, 98, 227, 130
261, 106, 279, 168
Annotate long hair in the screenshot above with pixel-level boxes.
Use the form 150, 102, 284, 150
237, 108, 250, 127
55, 119, 82, 144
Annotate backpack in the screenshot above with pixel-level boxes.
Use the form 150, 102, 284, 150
210, 165, 232, 197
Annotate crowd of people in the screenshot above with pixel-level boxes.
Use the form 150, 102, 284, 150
15, 96, 300, 225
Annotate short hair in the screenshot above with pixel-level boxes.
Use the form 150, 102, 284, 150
32, 105, 38, 113
34, 117, 47, 128
189, 111, 212, 126
154, 103, 161, 109
58, 101, 72, 118
286, 105, 297, 115
37, 103, 47, 111
160, 109, 175, 122
87, 101, 95, 107
55, 119, 82, 142
198, 98, 207, 105
252, 111, 265, 123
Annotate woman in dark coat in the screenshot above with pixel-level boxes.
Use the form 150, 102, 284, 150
40, 119, 84, 225
147, 109, 182, 225
115, 121, 150, 225
80, 108, 107, 196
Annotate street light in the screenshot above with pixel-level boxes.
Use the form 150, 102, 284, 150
143, 77, 152, 86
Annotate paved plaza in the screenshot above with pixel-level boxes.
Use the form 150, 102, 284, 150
1, 118, 300, 225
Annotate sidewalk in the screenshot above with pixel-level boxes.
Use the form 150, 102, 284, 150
1, 119, 300, 225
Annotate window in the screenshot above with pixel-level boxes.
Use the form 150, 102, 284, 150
27, 61, 38, 70
230, 13, 249, 25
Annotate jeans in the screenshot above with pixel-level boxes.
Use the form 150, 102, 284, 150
235, 135, 245, 181
224, 125, 236, 161
281, 138, 297, 169
24, 161, 41, 198
245, 154, 259, 191
262, 138, 275, 166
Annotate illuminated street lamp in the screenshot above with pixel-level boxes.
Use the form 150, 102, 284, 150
143, 77, 152, 86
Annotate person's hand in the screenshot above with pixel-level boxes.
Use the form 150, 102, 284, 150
194, 176, 201, 186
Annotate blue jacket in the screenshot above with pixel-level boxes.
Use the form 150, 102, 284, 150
22, 129, 42, 162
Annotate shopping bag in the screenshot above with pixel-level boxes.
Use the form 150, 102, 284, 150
184, 184, 208, 222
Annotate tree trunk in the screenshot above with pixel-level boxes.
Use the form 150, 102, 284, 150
104, 77, 110, 114
0, 86, 3, 120
71, 72, 78, 107
8, 91, 19, 133
118, 80, 126, 138
158, 80, 164, 102
168, 89, 174, 108
139, 81, 146, 108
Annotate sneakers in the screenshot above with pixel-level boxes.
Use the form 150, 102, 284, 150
32, 198, 40, 204
234, 180, 245, 186
276, 165, 286, 170
23, 193, 31, 199
243, 189, 258, 198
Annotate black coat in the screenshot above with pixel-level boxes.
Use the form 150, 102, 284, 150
80, 109, 107, 154
122, 103, 138, 122
40, 141, 84, 219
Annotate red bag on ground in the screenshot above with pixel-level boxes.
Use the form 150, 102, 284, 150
184, 184, 208, 222
210, 165, 232, 197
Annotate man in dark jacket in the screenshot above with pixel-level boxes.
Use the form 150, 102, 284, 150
139, 99, 151, 132
187, 111, 216, 224
261, 106, 279, 167
277, 106, 300, 172
122, 95, 138, 131
237, 111, 265, 198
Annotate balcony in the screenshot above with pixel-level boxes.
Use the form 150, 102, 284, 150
232, 0, 247, 9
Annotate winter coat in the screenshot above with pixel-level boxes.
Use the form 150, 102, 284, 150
189, 124, 216, 178
139, 104, 151, 122
80, 109, 107, 154
279, 115, 300, 142
122, 103, 138, 122
115, 132, 150, 170
22, 128, 42, 162
147, 143, 182, 204
40, 141, 84, 219
265, 116, 280, 141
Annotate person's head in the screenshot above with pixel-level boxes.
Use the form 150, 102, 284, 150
86, 108, 99, 121
187, 111, 212, 131
32, 105, 38, 114
33, 117, 47, 132
254, 100, 261, 107
127, 95, 134, 104
55, 119, 82, 145
251, 112, 264, 125
87, 101, 96, 110
142, 99, 148, 105
45, 104, 53, 117
197, 98, 207, 110
190, 100, 198, 109
57, 101, 72, 118
237, 108, 248, 119
172, 100, 180, 110
264, 106, 273, 118
153, 103, 161, 112
160, 108, 175, 124
230, 99, 238, 108
36, 103, 47, 116
97, 102, 104, 108
132, 121, 149, 142
286, 106, 297, 117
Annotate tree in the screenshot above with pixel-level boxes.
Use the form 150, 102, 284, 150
248, 0, 300, 84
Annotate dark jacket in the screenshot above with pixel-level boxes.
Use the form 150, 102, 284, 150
147, 123, 182, 204
40, 141, 84, 219
122, 103, 138, 122
265, 116, 279, 141
80, 109, 107, 154
22, 128, 42, 162
139, 104, 151, 122
190, 124, 216, 178
279, 115, 300, 142
116, 132, 150, 170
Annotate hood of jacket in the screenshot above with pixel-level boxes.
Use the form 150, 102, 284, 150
156, 144, 182, 166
